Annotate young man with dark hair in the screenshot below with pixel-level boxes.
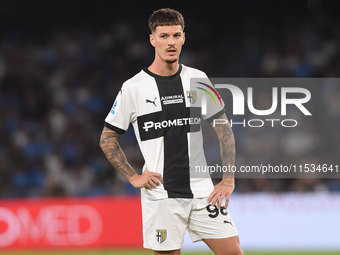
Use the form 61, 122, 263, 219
100, 8, 243, 255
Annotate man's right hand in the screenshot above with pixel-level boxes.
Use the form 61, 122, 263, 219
129, 169, 164, 189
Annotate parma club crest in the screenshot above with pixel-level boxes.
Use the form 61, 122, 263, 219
156, 229, 167, 243
186, 91, 197, 104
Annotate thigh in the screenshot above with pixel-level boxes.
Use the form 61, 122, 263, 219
142, 198, 191, 251
204, 236, 243, 255
154, 250, 181, 255
187, 198, 239, 242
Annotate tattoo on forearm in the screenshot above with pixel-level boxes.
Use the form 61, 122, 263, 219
217, 117, 235, 180
100, 128, 136, 180
221, 177, 234, 186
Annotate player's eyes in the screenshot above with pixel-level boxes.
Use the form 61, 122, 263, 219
160, 35, 181, 39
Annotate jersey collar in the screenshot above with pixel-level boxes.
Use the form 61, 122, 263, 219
143, 64, 182, 81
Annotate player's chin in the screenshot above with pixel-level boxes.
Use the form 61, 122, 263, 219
165, 58, 178, 64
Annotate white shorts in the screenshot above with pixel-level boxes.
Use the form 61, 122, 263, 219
142, 197, 239, 251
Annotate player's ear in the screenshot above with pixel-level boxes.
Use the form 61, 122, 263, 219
150, 34, 155, 47
182, 32, 185, 45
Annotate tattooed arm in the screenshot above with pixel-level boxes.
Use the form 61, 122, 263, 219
207, 113, 235, 209
100, 127, 163, 189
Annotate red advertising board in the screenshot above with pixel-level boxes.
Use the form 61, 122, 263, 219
0, 196, 143, 249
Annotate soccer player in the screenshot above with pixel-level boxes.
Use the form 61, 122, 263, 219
100, 8, 243, 255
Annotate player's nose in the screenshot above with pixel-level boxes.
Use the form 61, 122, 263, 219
168, 37, 175, 45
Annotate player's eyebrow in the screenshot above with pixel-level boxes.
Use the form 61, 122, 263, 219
159, 32, 182, 36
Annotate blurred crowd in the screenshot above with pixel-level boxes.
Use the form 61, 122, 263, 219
0, 9, 339, 198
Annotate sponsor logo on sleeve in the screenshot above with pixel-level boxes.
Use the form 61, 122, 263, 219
110, 101, 118, 115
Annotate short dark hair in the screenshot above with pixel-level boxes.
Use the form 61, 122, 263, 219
148, 8, 185, 33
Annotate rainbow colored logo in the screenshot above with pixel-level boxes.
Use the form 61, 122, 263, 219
196, 82, 223, 106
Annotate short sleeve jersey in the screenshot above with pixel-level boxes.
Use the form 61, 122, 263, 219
105, 64, 225, 200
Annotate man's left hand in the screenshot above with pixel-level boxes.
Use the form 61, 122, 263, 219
207, 178, 235, 209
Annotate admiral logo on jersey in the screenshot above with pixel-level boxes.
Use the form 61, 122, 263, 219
161, 94, 184, 105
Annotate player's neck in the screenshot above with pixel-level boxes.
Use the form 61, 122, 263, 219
148, 60, 179, 77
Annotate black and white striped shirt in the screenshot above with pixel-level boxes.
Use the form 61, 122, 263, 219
105, 64, 225, 200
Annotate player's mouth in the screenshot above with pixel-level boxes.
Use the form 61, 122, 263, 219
166, 48, 177, 55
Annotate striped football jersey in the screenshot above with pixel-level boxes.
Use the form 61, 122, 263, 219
104, 64, 225, 200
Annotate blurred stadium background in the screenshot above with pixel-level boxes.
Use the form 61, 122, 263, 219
0, 0, 339, 254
